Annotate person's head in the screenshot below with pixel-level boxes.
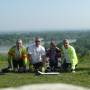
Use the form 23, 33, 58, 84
63, 39, 69, 49
35, 37, 41, 47
50, 40, 56, 48
16, 39, 23, 48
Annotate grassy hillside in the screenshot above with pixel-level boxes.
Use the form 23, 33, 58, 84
0, 54, 90, 88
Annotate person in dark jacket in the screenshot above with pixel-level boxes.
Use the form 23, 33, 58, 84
46, 40, 61, 72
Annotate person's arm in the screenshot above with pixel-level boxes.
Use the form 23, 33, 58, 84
41, 47, 46, 64
27, 46, 33, 64
45, 49, 50, 63
7, 54, 12, 68
7, 47, 14, 68
61, 46, 65, 64
70, 47, 77, 70
28, 53, 32, 63
21, 47, 28, 65
56, 47, 61, 57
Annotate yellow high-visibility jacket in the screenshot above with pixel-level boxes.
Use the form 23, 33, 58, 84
8, 45, 28, 65
62, 45, 78, 70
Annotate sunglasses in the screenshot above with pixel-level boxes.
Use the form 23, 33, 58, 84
35, 40, 40, 42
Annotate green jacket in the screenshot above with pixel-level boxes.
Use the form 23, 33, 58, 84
8, 45, 28, 65
62, 45, 78, 70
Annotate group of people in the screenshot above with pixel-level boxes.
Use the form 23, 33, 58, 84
2, 37, 78, 74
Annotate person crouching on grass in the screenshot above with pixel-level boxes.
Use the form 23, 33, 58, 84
27, 37, 46, 75
61, 39, 78, 73
2, 39, 28, 73
46, 40, 61, 72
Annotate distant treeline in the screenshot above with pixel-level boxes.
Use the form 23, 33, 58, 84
0, 31, 90, 57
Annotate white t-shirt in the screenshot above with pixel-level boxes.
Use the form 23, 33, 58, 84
28, 43, 45, 64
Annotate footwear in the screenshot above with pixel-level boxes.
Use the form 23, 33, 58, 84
13, 68, 18, 72
35, 71, 40, 76
1, 67, 10, 73
72, 70, 75, 73
42, 67, 45, 72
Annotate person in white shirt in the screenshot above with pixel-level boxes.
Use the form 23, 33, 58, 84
28, 37, 45, 74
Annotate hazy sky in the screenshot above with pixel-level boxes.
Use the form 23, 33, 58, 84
0, 0, 90, 32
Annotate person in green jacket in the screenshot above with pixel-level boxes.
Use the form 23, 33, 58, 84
2, 39, 28, 72
61, 39, 78, 72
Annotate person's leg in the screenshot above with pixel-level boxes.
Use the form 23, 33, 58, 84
23, 59, 27, 72
61, 63, 65, 71
1, 59, 13, 73
33, 63, 38, 72
71, 64, 77, 72
66, 63, 71, 72
53, 60, 58, 72
12, 59, 18, 72
28, 62, 33, 72
7, 58, 12, 68
33, 63, 40, 75
33, 62, 43, 75
49, 60, 54, 71
38, 62, 44, 72
61, 62, 68, 72
18, 59, 26, 72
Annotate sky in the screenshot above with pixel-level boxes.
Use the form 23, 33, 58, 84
0, 0, 90, 32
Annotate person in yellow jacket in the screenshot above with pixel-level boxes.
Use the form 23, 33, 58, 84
61, 39, 78, 72
7, 39, 28, 72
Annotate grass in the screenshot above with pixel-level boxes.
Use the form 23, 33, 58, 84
0, 54, 90, 88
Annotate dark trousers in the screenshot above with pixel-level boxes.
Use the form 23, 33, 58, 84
12, 59, 26, 70
49, 59, 58, 71
33, 62, 43, 72
2, 59, 26, 73
62, 63, 71, 72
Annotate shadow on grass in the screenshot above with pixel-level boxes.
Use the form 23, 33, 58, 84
0, 72, 5, 75
88, 72, 90, 75
76, 67, 90, 71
